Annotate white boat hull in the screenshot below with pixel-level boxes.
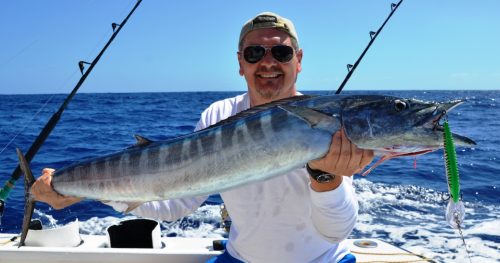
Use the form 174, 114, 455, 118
0, 234, 432, 263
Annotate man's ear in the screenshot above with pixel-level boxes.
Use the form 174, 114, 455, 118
296, 49, 303, 73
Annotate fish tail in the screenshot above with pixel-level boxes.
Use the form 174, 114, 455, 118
15, 148, 37, 247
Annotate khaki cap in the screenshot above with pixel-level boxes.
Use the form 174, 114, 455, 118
239, 12, 299, 49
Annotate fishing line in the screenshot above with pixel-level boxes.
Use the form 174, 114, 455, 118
350, 249, 434, 263
3, 0, 137, 156
0, 71, 79, 157
0, 40, 39, 72
0, 1, 120, 156
455, 216, 472, 263
0, 0, 143, 225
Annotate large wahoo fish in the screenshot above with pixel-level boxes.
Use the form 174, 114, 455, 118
16, 94, 475, 246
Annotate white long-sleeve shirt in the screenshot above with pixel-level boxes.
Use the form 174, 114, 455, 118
131, 93, 359, 262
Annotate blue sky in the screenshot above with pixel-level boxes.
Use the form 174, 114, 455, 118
0, 0, 499, 94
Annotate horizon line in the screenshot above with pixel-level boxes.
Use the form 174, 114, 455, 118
1, 88, 499, 96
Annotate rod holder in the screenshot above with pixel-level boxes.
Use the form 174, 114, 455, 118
78, 61, 92, 74
112, 23, 122, 32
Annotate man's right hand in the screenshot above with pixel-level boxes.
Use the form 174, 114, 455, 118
31, 168, 83, 209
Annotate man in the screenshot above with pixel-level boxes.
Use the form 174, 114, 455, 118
33, 12, 374, 262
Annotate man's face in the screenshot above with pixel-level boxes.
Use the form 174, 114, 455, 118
238, 28, 302, 106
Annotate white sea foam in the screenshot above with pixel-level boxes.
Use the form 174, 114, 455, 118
33, 209, 59, 228
74, 205, 226, 238
159, 205, 226, 238
353, 178, 500, 263
78, 215, 137, 235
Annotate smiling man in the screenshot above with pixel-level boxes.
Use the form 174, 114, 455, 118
238, 25, 302, 106
31, 12, 373, 263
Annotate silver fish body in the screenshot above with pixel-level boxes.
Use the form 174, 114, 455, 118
49, 95, 475, 202
51, 102, 337, 201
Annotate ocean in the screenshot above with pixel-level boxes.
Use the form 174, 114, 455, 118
0, 90, 498, 262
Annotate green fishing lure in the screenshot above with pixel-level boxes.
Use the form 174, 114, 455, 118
443, 120, 465, 229
443, 119, 472, 262
443, 121, 461, 204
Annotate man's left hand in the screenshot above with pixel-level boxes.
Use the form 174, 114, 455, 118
308, 129, 374, 192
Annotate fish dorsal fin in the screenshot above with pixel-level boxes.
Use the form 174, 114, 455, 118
134, 134, 153, 147
201, 95, 314, 131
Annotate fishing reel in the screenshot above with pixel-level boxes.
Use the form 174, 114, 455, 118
220, 204, 231, 233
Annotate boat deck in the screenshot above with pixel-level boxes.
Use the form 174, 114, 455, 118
0, 234, 432, 263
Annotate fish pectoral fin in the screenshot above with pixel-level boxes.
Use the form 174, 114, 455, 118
134, 134, 153, 147
124, 202, 144, 213
361, 154, 397, 176
278, 105, 339, 131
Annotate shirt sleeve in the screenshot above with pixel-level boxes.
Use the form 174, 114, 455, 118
309, 176, 359, 243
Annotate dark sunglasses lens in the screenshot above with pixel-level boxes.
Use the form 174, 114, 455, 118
271, 45, 294, 62
243, 46, 266, 63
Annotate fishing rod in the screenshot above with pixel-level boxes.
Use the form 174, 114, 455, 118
0, 0, 143, 224
332, 2, 471, 259
335, 0, 403, 94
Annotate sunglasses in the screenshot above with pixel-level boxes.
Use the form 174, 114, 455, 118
241, 45, 295, 64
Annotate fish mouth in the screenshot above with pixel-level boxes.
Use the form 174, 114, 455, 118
427, 100, 476, 146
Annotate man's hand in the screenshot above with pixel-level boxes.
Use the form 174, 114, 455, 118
31, 168, 83, 209
308, 129, 374, 192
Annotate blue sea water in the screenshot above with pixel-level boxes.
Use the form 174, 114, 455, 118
0, 90, 498, 262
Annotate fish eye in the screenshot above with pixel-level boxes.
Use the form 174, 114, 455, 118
393, 100, 407, 112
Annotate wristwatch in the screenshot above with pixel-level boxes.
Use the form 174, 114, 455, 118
306, 163, 335, 183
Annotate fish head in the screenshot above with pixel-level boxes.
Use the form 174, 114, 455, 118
340, 95, 476, 156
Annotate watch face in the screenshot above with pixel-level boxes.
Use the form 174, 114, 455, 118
315, 173, 334, 183
306, 164, 335, 183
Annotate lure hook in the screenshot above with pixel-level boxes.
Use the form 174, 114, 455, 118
441, 192, 450, 202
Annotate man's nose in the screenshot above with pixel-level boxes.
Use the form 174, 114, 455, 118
259, 50, 277, 67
